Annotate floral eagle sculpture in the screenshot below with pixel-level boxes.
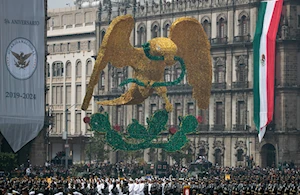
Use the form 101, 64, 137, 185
81, 15, 212, 151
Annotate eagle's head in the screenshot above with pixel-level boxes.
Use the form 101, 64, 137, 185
148, 37, 177, 65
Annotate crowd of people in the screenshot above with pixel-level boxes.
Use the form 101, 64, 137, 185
1, 162, 300, 195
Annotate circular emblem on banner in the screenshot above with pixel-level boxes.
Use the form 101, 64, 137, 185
6, 37, 37, 80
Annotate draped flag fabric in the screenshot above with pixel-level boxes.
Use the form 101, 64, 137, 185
0, 0, 45, 152
253, 0, 283, 142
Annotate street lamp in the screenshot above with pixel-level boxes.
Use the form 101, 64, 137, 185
63, 104, 76, 170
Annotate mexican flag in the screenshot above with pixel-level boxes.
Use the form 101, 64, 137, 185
253, 0, 283, 142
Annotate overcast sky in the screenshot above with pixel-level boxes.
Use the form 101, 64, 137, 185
48, 0, 75, 9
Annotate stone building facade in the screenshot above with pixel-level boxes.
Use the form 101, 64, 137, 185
46, 6, 98, 163
44, 0, 300, 167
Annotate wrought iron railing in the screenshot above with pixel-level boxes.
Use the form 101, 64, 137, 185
211, 37, 228, 44
232, 81, 249, 89
212, 82, 226, 89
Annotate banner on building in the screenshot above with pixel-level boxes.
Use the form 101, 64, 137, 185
253, 0, 283, 142
0, 0, 45, 152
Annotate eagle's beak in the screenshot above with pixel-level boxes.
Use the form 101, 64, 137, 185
164, 55, 176, 66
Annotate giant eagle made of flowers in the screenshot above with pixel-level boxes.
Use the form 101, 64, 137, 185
81, 15, 212, 152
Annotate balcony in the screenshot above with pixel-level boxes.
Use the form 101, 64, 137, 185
212, 82, 226, 90
211, 124, 225, 131
211, 37, 228, 45
233, 35, 251, 43
197, 124, 209, 132
232, 81, 249, 89
233, 124, 248, 131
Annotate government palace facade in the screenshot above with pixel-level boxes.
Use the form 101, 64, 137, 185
25, 0, 300, 167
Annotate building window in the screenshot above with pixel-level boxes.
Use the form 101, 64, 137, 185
66, 85, 71, 105
202, 19, 211, 38
150, 104, 157, 115
76, 61, 82, 77
175, 67, 182, 83
53, 44, 56, 53
215, 102, 224, 124
152, 24, 159, 38
240, 15, 248, 36
88, 41, 91, 50
47, 63, 50, 77
237, 63, 246, 82
237, 101, 246, 125
174, 103, 182, 126
52, 86, 63, 105
298, 15, 300, 28
101, 31, 105, 44
237, 149, 244, 161
214, 149, 222, 166
138, 26, 146, 46
164, 69, 171, 82
76, 85, 82, 104
117, 72, 123, 86
163, 23, 170, 37
218, 18, 226, 38
86, 60, 92, 76
215, 64, 225, 83
187, 103, 194, 115
198, 109, 208, 124
98, 71, 105, 90
54, 113, 63, 134
52, 61, 64, 77
52, 86, 56, 104
137, 105, 143, 124
76, 113, 81, 135
67, 43, 70, 52
66, 61, 72, 77
77, 42, 80, 51
116, 106, 122, 125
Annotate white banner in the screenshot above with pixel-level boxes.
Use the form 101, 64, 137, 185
0, 0, 45, 152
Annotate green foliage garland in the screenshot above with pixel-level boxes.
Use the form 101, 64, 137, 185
89, 109, 198, 152
119, 42, 186, 88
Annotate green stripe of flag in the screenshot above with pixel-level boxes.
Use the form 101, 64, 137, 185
253, 2, 267, 132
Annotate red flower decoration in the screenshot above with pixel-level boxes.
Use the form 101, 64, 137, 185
113, 125, 121, 131
83, 116, 91, 124
169, 127, 177, 135
197, 116, 203, 124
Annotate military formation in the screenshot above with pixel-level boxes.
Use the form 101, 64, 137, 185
1, 165, 300, 194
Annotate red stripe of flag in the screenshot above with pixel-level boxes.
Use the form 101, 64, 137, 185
266, 0, 283, 124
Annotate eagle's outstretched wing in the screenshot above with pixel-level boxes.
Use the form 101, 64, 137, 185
82, 15, 140, 110
23, 53, 32, 61
11, 51, 21, 60
169, 18, 212, 109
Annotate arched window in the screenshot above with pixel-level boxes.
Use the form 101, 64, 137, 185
98, 71, 105, 90
214, 149, 222, 166
163, 23, 170, 37
138, 26, 146, 46
240, 15, 248, 36
100, 30, 105, 44
152, 24, 159, 38
237, 63, 246, 82
202, 19, 211, 38
66, 61, 72, 77
215, 58, 225, 83
47, 63, 50, 77
164, 68, 171, 82
237, 149, 244, 161
218, 17, 226, 38
86, 59, 92, 76
76, 60, 82, 77
52, 61, 64, 77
